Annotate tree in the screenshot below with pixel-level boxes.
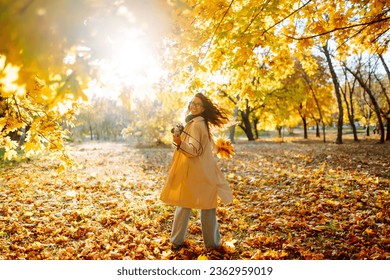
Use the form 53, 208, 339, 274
0, 61, 78, 167
301, 63, 334, 142
218, 90, 260, 141
164, 0, 390, 141
3, 0, 390, 159
1, 0, 172, 161
321, 42, 344, 143
356, 87, 374, 137
340, 67, 359, 142
284, 56, 334, 141
377, 54, 390, 141
343, 56, 387, 143
122, 97, 173, 146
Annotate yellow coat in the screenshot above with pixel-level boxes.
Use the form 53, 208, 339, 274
160, 116, 233, 209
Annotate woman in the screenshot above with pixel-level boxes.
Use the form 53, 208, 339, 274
160, 92, 233, 249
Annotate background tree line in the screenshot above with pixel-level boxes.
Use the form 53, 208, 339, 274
161, 0, 390, 144
1, 0, 390, 165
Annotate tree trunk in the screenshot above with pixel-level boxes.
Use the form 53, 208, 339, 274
304, 60, 325, 142
341, 72, 359, 141
239, 100, 255, 141
229, 125, 236, 143
18, 126, 27, 146
253, 118, 259, 139
345, 104, 358, 141
363, 107, 372, 137
349, 118, 358, 141
323, 43, 343, 144
239, 112, 255, 141
322, 121, 326, 143
346, 68, 385, 143
302, 116, 308, 139
379, 54, 390, 82
277, 126, 283, 138
315, 119, 320, 137
89, 124, 93, 140
228, 106, 238, 143
298, 103, 308, 139
378, 54, 390, 141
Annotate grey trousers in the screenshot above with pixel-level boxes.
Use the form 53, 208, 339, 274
170, 206, 221, 248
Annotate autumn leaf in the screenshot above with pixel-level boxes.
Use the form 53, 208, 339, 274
0, 140, 389, 260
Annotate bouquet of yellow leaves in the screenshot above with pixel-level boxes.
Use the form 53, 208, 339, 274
215, 136, 235, 159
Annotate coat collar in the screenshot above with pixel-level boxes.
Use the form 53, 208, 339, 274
187, 115, 205, 124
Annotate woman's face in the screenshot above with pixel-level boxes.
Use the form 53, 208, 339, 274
189, 96, 205, 115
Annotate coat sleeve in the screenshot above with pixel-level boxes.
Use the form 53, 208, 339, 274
177, 122, 205, 158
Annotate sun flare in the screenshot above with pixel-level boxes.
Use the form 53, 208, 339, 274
83, 3, 169, 104
85, 30, 161, 102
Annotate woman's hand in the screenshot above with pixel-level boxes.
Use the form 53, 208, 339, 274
173, 134, 182, 146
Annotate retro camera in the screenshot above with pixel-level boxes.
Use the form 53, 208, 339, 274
171, 123, 184, 137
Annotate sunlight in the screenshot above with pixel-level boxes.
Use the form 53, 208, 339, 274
83, 6, 167, 104
75, 0, 173, 106
108, 28, 161, 100
0, 58, 25, 96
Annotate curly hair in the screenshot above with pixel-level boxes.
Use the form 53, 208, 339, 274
187, 92, 229, 136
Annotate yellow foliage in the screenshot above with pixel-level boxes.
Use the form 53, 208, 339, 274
197, 254, 208, 260
0, 61, 25, 97
215, 136, 235, 159
1, 141, 388, 260
1, 55, 77, 165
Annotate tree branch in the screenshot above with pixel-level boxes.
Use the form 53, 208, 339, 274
200, 0, 235, 64
19, 0, 34, 14
242, 0, 271, 34
286, 15, 390, 40
262, 0, 313, 36
12, 94, 23, 121
218, 88, 238, 105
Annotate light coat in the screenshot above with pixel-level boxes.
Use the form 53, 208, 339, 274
160, 116, 233, 209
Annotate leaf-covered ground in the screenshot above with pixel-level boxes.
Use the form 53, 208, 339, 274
0, 138, 389, 260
